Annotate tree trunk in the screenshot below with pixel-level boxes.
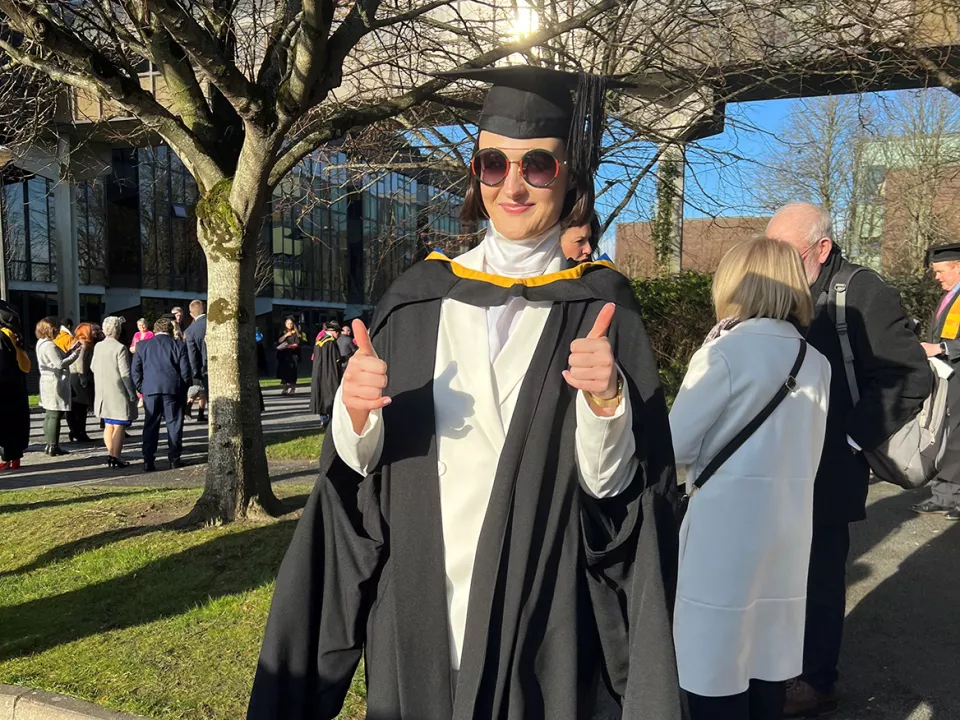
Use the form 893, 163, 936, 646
182, 180, 284, 524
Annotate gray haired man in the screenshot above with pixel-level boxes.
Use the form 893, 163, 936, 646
767, 202, 931, 717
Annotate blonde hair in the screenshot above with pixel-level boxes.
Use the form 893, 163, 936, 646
713, 236, 814, 326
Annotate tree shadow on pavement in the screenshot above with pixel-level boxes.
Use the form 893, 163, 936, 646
0, 521, 296, 662
836, 489, 960, 719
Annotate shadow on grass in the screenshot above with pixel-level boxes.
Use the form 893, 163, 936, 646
0, 523, 177, 580
0, 520, 296, 662
0, 491, 145, 516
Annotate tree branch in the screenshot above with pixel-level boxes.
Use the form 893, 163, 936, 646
147, 0, 268, 122
0, 12, 226, 189
272, 0, 620, 185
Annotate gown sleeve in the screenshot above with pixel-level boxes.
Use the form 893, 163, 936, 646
331, 385, 385, 475
249, 325, 392, 720
577, 298, 685, 719
574, 368, 639, 498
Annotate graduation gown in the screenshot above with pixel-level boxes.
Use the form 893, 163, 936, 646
310, 336, 341, 418
248, 256, 683, 720
0, 330, 30, 458
928, 291, 960, 482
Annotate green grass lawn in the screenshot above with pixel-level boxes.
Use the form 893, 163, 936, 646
0, 485, 365, 719
264, 430, 324, 461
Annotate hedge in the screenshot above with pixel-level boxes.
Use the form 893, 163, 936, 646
632, 271, 715, 401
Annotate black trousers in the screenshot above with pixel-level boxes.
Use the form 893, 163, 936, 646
687, 680, 786, 720
801, 522, 851, 694
142, 393, 184, 463
66, 401, 88, 439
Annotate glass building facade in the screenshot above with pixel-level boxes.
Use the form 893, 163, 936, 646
1, 144, 469, 348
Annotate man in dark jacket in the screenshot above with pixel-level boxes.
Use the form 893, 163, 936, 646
132, 317, 192, 472
184, 299, 208, 423
767, 203, 931, 718
914, 243, 960, 519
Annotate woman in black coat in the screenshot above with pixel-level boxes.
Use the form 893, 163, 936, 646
0, 300, 31, 471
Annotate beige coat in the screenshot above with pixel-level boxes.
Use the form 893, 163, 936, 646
37, 339, 80, 412
91, 337, 139, 422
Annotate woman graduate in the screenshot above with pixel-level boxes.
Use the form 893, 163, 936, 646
248, 66, 682, 720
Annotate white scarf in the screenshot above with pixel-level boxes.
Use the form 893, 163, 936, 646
479, 223, 564, 361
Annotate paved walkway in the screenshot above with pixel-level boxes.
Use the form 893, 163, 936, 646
0, 384, 320, 491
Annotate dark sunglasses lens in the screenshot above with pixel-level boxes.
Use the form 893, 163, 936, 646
475, 150, 508, 186
522, 151, 559, 187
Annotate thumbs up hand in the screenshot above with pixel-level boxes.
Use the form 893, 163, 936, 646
562, 303, 620, 412
342, 319, 390, 434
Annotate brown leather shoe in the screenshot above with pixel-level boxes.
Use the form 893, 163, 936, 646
783, 679, 839, 718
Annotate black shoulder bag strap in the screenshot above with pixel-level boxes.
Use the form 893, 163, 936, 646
687, 339, 808, 498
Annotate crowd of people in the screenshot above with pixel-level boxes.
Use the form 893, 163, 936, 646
0, 299, 220, 472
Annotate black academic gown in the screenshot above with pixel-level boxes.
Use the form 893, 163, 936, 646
0, 331, 30, 459
248, 256, 683, 720
310, 336, 341, 418
927, 292, 960, 482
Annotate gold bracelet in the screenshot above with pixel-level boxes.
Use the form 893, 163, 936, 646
587, 377, 623, 409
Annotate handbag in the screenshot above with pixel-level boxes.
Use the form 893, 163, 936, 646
677, 339, 808, 526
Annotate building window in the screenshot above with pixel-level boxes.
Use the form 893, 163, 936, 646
138, 146, 205, 293
2, 176, 58, 284
77, 178, 107, 285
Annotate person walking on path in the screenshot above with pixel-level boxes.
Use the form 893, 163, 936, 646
132, 317, 190, 472
66, 322, 98, 443
92, 316, 138, 469
184, 299, 208, 423
766, 203, 931, 718
0, 300, 30, 471
35, 316, 82, 456
275, 317, 301, 395
670, 237, 831, 720
310, 321, 341, 431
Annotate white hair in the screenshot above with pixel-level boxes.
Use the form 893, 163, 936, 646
102, 315, 125, 339
770, 202, 834, 245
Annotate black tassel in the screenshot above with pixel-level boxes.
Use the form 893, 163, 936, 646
568, 73, 608, 178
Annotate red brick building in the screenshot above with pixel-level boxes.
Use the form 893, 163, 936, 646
616, 216, 770, 278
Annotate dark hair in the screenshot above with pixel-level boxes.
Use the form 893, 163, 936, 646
459, 143, 595, 228
324, 321, 342, 332
154, 317, 174, 335
61, 318, 74, 331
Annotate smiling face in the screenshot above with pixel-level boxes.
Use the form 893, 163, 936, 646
477, 131, 569, 241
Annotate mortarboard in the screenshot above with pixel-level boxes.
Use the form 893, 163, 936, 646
436, 66, 638, 178
927, 243, 960, 264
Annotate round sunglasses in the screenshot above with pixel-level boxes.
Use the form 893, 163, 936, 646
470, 148, 566, 189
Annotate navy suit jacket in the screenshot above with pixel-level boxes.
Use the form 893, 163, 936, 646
132, 333, 191, 397
184, 315, 208, 379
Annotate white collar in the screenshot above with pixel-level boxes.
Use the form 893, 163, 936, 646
476, 222, 564, 278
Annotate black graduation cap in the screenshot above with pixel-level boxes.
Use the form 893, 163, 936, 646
436, 66, 637, 177
927, 243, 960, 264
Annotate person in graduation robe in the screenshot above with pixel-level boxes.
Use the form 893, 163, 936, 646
310, 321, 343, 431
248, 66, 683, 720
0, 300, 30, 471
915, 243, 960, 519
